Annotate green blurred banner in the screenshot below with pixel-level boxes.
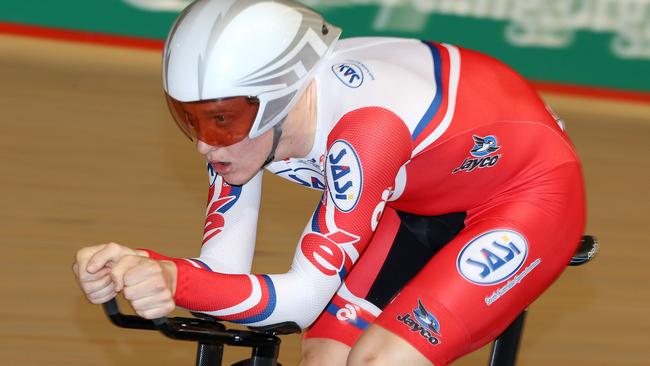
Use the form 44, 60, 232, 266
2, 0, 649, 93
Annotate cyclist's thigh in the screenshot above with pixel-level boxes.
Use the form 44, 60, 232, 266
373, 163, 585, 365
304, 207, 465, 347
349, 324, 432, 366
299, 338, 350, 366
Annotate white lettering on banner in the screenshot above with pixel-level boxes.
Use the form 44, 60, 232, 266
302, 0, 650, 60
122, 0, 192, 12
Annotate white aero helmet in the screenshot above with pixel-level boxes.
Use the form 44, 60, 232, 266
163, 0, 341, 146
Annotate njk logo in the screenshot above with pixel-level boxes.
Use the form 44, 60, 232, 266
452, 135, 502, 173
332, 63, 364, 88
397, 299, 441, 345
326, 140, 363, 212
457, 230, 528, 286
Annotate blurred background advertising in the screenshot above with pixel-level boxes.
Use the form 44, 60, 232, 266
1, 0, 650, 99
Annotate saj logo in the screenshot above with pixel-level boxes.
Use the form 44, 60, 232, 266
326, 140, 363, 212
452, 135, 502, 173
457, 230, 528, 286
396, 299, 441, 345
332, 63, 364, 88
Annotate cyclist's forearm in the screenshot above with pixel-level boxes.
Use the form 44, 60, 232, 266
170, 260, 329, 328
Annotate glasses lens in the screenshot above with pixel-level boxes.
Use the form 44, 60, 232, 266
165, 94, 260, 147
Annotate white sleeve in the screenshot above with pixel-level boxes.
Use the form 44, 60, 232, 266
171, 109, 410, 329
192, 163, 263, 274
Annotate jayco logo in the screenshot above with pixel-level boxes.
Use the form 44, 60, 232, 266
457, 230, 528, 285
326, 140, 363, 212
452, 135, 502, 173
332, 63, 364, 88
396, 300, 441, 345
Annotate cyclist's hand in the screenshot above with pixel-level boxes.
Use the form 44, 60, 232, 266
72, 243, 146, 304
111, 255, 177, 319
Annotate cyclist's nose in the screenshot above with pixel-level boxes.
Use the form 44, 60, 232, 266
196, 140, 215, 155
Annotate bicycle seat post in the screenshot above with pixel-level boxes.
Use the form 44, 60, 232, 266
488, 310, 527, 366
230, 322, 301, 366
230, 331, 282, 366
249, 342, 281, 366
196, 342, 224, 366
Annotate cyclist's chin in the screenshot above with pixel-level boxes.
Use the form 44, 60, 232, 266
220, 168, 259, 186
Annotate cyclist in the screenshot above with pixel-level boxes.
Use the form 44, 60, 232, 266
73, 0, 586, 365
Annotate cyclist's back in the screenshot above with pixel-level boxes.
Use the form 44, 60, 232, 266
299, 36, 585, 365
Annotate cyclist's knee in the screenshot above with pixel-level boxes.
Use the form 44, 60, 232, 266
347, 325, 433, 366
299, 337, 350, 366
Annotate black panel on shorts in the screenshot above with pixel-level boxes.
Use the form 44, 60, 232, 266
365, 211, 467, 309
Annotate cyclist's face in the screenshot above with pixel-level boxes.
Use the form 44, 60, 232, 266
196, 128, 273, 185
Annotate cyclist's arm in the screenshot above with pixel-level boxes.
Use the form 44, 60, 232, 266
146, 164, 262, 274
149, 108, 412, 328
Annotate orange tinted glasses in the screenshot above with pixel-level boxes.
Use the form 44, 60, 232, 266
165, 94, 260, 147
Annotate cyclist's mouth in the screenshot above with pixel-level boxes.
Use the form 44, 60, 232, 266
210, 161, 232, 175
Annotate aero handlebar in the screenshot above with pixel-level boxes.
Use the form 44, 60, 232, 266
102, 299, 287, 366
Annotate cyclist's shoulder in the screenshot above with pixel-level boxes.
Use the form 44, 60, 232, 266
315, 38, 437, 142
322, 36, 439, 81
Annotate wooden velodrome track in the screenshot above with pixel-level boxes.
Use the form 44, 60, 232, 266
1, 33, 649, 366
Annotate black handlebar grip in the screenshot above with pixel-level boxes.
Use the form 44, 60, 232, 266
103, 298, 120, 316
103, 297, 167, 325
102, 298, 163, 330
152, 317, 168, 327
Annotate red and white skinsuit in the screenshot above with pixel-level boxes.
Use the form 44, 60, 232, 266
145, 38, 586, 365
